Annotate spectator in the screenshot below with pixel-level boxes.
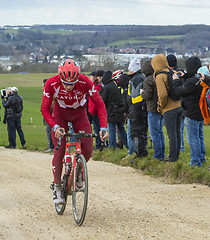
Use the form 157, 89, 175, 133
112, 70, 127, 150
1, 87, 26, 149
151, 54, 182, 162
96, 70, 104, 85
166, 54, 182, 72
114, 73, 135, 158
88, 71, 103, 150
141, 60, 165, 161
42, 79, 54, 153
2, 87, 12, 144
173, 56, 205, 167
101, 71, 128, 149
197, 66, 210, 125
167, 54, 185, 152
197, 65, 210, 86
127, 58, 148, 162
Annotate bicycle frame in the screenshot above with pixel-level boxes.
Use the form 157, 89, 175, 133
64, 139, 82, 195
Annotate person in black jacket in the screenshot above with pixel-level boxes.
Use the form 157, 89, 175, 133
127, 58, 148, 162
101, 71, 128, 149
1, 87, 26, 149
173, 56, 206, 167
116, 73, 135, 158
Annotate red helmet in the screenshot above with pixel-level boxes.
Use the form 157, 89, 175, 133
112, 70, 124, 84
58, 59, 81, 85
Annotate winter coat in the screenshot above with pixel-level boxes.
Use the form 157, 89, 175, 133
173, 56, 203, 121
101, 71, 124, 122
141, 60, 159, 113
88, 79, 102, 116
113, 74, 130, 115
127, 70, 147, 137
2, 92, 22, 119
151, 54, 181, 114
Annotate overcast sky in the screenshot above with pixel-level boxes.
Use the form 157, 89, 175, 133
1, 0, 210, 26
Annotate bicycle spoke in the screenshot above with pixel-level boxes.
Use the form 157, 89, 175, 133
72, 154, 88, 226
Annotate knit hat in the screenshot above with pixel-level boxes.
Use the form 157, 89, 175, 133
197, 66, 210, 76
96, 70, 104, 77
11, 87, 18, 92
128, 58, 141, 73
118, 74, 129, 89
166, 54, 177, 68
88, 71, 97, 76
185, 57, 202, 77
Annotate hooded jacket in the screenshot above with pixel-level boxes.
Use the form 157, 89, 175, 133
173, 56, 203, 121
141, 60, 158, 113
101, 71, 124, 122
151, 54, 181, 114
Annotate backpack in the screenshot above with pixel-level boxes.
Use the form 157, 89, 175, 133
14, 95, 23, 113
206, 88, 210, 109
199, 81, 210, 125
156, 69, 180, 101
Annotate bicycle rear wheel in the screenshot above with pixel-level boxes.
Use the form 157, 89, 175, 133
72, 154, 88, 226
55, 174, 68, 215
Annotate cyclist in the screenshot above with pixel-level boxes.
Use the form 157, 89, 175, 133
41, 59, 108, 204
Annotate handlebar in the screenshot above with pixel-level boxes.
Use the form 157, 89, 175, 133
56, 130, 107, 151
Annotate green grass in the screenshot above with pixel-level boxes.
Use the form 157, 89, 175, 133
149, 34, 185, 39
106, 39, 158, 48
5, 29, 94, 36
106, 35, 185, 48
92, 137, 210, 186
0, 73, 209, 185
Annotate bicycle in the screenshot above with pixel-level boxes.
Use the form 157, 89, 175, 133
50, 130, 102, 226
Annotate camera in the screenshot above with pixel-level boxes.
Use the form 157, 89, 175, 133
195, 73, 201, 78
1, 89, 6, 97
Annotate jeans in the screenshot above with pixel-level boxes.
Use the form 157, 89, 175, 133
127, 118, 135, 154
180, 116, 185, 152
46, 122, 54, 149
184, 117, 206, 167
163, 107, 182, 161
92, 115, 101, 149
7, 117, 26, 147
108, 122, 128, 149
148, 112, 165, 160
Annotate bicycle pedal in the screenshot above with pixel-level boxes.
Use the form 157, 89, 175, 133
50, 182, 54, 190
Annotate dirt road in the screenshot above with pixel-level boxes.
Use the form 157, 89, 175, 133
0, 147, 209, 240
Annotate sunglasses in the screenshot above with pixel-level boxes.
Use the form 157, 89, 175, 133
61, 79, 78, 85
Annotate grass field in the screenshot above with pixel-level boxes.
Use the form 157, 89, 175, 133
0, 73, 209, 185
5, 29, 94, 36
106, 35, 185, 48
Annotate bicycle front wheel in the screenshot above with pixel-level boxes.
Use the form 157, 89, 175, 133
72, 154, 88, 226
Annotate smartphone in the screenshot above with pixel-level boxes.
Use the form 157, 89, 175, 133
177, 73, 181, 78
195, 73, 201, 78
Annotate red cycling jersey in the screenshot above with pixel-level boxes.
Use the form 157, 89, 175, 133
41, 74, 107, 184
42, 74, 107, 129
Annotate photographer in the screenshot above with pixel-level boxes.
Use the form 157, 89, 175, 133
1, 87, 26, 149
